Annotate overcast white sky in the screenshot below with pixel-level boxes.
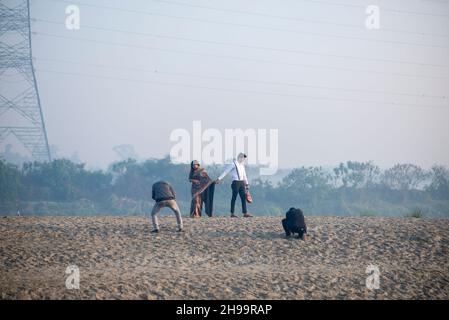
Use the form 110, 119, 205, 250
2, 0, 449, 170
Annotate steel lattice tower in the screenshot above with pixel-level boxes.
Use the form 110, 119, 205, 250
0, 0, 51, 162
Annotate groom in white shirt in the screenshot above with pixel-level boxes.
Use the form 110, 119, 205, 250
216, 153, 253, 218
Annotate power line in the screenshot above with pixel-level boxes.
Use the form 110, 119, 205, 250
35, 68, 449, 110
290, 0, 449, 18
153, 0, 449, 19
35, 57, 448, 100
421, 0, 449, 4
32, 29, 449, 69
34, 17, 449, 51
33, 31, 449, 81
43, 0, 449, 39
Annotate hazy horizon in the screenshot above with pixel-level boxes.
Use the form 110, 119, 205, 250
2, 0, 449, 171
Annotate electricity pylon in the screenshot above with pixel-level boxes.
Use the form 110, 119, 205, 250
0, 0, 51, 162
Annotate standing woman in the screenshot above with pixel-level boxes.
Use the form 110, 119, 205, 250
189, 160, 213, 217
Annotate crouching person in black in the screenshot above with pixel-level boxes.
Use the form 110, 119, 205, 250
282, 207, 307, 240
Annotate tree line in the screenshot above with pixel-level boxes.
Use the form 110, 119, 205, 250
1, 157, 448, 217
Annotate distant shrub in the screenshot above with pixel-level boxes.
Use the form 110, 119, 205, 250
359, 209, 377, 217
407, 207, 424, 218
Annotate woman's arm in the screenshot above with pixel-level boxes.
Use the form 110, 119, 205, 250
189, 178, 200, 184
201, 171, 211, 180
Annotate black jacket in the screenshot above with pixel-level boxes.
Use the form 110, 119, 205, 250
152, 181, 176, 202
285, 207, 307, 231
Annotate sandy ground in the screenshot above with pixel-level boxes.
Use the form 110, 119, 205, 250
0, 216, 448, 300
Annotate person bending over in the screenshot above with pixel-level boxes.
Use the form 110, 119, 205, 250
150, 181, 183, 233
282, 207, 307, 240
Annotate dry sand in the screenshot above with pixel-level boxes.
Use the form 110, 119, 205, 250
0, 216, 448, 299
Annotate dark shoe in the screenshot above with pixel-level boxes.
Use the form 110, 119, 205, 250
177, 228, 183, 232
243, 213, 253, 217
230, 214, 238, 218
296, 233, 306, 240
151, 229, 159, 233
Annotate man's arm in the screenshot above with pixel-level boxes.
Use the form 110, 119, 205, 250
152, 187, 155, 200
242, 166, 249, 186
217, 163, 234, 181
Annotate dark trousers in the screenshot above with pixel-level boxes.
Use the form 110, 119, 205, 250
282, 219, 306, 238
201, 182, 215, 217
231, 180, 247, 214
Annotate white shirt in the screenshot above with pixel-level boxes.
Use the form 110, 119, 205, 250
218, 160, 248, 185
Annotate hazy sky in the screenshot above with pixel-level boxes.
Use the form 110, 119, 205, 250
2, 0, 449, 170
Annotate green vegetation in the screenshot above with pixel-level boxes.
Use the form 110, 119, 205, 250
407, 207, 424, 219
359, 210, 378, 217
1, 158, 448, 217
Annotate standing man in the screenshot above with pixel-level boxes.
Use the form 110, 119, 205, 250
216, 153, 253, 218
151, 181, 183, 233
